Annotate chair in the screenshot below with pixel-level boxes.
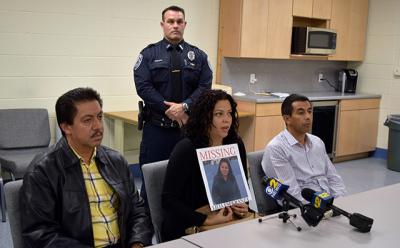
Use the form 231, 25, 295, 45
0, 159, 6, 222
4, 179, 23, 248
141, 160, 168, 243
247, 150, 281, 215
0, 108, 51, 180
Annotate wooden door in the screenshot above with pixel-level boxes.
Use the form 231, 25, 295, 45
266, 0, 293, 58
254, 116, 285, 151
293, 0, 313, 17
347, 0, 368, 61
329, 0, 368, 61
240, 0, 269, 57
329, 0, 349, 60
312, 0, 332, 19
335, 99, 380, 157
220, 0, 243, 57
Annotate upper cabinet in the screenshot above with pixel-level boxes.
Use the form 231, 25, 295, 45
219, 0, 292, 59
216, 0, 369, 80
329, 0, 369, 61
293, 0, 332, 20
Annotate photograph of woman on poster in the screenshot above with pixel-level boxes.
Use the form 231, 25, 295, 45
211, 158, 242, 204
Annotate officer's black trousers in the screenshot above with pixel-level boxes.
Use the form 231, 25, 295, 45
139, 122, 183, 203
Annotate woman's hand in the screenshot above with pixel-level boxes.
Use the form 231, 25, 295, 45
203, 207, 233, 226
231, 203, 249, 218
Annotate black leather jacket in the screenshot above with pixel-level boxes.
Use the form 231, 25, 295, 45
21, 138, 153, 248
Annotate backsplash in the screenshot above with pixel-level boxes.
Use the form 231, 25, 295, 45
220, 57, 347, 94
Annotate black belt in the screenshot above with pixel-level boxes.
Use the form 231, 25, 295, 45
146, 114, 179, 128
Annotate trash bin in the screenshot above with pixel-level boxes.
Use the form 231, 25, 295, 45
384, 115, 400, 172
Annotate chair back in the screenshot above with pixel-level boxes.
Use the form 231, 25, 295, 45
4, 180, 23, 248
248, 150, 281, 215
141, 160, 168, 243
0, 109, 50, 179
0, 160, 6, 222
0, 108, 50, 149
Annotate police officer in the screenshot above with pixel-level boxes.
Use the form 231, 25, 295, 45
133, 5, 212, 202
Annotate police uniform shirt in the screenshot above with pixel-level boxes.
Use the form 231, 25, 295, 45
134, 39, 212, 116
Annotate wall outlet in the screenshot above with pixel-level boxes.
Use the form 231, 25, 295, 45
318, 73, 324, 83
394, 66, 400, 76
250, 73, 257, 84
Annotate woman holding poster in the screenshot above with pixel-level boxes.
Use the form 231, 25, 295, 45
211, 158, 242, 204
162, 89, 249, 241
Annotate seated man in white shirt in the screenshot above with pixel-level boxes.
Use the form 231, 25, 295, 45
261, 93, 346, 202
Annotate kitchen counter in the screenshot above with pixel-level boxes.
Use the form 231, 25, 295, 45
232, 91, 381, 103
235, 91, 381, 157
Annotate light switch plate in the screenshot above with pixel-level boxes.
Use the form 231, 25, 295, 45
250, 73, 257, 84
394, 66, 400, 76
318, 73, 324, 83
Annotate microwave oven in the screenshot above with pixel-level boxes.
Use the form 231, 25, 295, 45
291, 27, 337, 55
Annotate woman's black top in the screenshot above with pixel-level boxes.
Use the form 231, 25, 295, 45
211, 172, 242, 204
161, 137, 247, 241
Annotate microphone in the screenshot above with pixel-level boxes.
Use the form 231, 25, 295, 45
262, 177, 301, 206
301, 188, 334, 213
301, 188, 374, 233
262, 177, 323, 227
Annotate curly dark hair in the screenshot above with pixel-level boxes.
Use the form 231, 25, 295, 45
185, 89, 239, 147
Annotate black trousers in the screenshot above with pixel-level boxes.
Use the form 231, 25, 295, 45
139, 122, 183, 203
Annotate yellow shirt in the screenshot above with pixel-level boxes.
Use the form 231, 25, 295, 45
72, 147, 120, 247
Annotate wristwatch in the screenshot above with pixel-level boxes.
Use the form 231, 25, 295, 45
182, 102, 189, 113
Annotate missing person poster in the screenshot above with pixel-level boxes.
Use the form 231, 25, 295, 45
196, 144, 251, 211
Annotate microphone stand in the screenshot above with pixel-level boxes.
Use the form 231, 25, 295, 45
258, 199, 302, 231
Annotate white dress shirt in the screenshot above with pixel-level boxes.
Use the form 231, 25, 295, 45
261, 129, 347, 202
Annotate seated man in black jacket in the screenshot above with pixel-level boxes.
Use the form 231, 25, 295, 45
21, 87, 153, 248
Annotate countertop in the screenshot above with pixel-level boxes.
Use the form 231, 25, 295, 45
232, 91, 381, 103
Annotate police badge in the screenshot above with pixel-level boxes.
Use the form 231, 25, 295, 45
187, 51, 195, 61
134, 54, 143, 71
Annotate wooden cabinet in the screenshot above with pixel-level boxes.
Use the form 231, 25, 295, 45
293, 0, 332, 19
219, 0, 292, 59
293, 0, 313, 17
217, 0, 292, 81
237, 101, 285, 152
313, 0, 333, 19
329, 0, 368, 61
254, 116, 286, 150
291, 0, 368, 61
335, 99, 380, 158
216, 0, 369, 81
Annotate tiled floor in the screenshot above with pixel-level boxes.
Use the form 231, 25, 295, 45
1, 157, 399, 248
335, 157, 400, 195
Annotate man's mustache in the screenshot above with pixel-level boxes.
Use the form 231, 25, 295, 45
91, 131, 103, 138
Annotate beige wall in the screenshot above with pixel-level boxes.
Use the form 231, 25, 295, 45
350, 0, 400, 149
2, 0, 398, 152
0, 0, 220, 145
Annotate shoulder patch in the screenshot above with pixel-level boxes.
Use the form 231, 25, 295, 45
134, 54, 143, 71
